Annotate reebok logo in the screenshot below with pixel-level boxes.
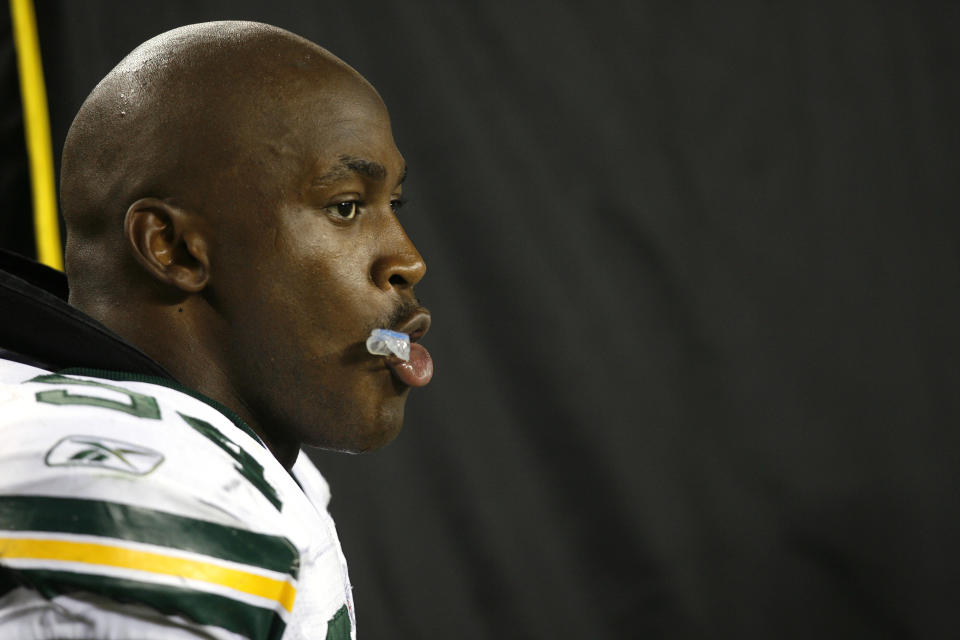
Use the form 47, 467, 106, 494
45, 435, 164, 475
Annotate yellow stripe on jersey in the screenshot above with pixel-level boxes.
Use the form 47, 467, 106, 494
0, 536, 297, 613
9, 0, 62, 270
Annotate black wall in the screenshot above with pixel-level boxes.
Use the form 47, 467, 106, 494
4, 2, 960, 637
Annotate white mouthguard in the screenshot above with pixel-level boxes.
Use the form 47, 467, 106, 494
365, 328, 411, 361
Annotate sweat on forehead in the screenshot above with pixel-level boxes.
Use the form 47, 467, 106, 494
59, 21, 377, 242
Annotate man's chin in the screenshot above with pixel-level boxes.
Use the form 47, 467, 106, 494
306, 403, 407, 453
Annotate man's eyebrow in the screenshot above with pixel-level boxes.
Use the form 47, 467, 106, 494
341, 155, 386, 180
310, 155, 405, 188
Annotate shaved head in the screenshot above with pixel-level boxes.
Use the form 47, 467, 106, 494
62, 21, 380, 299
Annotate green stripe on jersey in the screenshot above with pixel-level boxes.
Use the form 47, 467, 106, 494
326, 604, 352, 639
13, 568, 286, 640
0, 496, 298, 577
0, 566, 18, 599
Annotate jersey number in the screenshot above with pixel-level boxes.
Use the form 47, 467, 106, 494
179, 413, 282, 510
33, 374, 161, 419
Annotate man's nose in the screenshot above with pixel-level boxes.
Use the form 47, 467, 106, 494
370, 222, 426, 291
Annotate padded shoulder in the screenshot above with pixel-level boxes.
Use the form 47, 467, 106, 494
0, 363, 300, 639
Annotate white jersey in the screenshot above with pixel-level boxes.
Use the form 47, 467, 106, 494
0, 358, 356, 639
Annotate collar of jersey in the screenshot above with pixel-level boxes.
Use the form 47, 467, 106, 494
0, 250, 172, 376
0, 252, 266, 449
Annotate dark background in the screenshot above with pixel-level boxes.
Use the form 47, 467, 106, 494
3, 2, 960, 638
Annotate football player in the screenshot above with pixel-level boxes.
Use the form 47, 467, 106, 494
0, 21, 433, 639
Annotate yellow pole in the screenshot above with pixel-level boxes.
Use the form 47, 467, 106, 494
10, 0, 62, 270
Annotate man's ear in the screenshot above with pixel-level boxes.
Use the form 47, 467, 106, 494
123, 198, 210, 293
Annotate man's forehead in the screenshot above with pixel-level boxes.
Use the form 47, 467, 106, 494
234, 84, 399, 159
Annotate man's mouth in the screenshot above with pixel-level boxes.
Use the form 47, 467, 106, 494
384, 308, 433, 387
393, 309, 431, 342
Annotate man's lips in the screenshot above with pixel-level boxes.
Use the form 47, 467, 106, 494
393, 309, 431, 342
385, 308, 433, 387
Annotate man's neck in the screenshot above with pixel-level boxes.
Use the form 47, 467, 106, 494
73, 295, 301, 470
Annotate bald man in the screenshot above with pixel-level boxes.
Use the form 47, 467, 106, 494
0, 21, 432, 639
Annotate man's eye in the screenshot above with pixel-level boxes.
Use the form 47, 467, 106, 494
332, 202, 359, 219
390, 198, 407, 214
